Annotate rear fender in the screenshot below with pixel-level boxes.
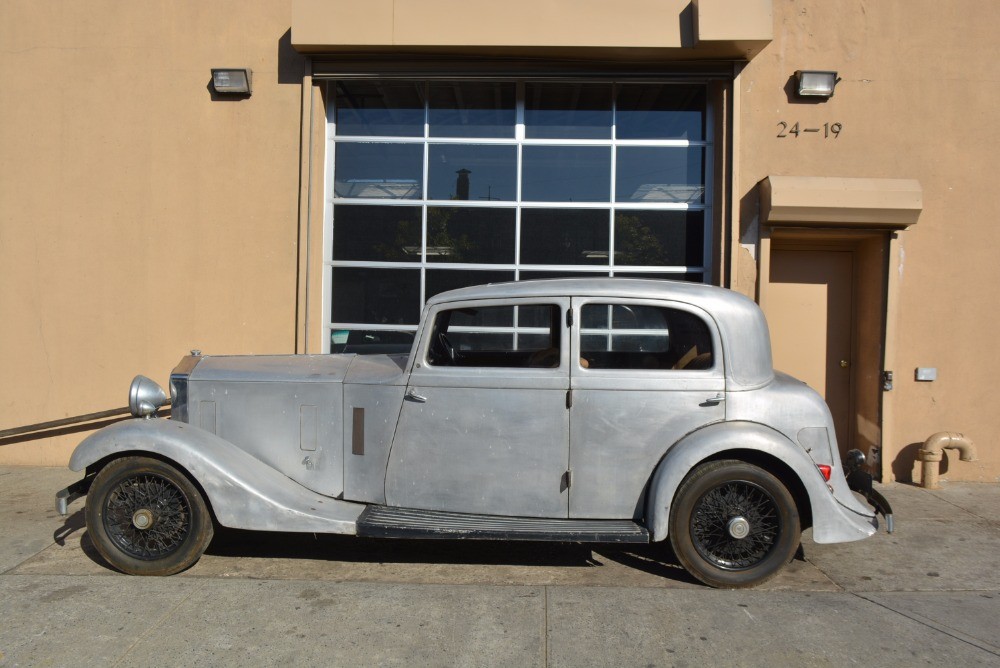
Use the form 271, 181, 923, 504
646, 421, 876, 544
70, 419, 364, 533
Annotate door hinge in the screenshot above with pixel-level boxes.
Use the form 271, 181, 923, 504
566, 309, 574, 327
564, 469, 573, 488
566, 388, 573, 409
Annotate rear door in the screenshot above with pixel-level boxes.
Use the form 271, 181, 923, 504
568, 298, 726, 519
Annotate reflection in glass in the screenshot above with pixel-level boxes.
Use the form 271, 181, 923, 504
429, 82, 515, 138
521, 146, 611, 202
333, 205, 421, 262
520, 209, 610, 265
335, 80, 425, 137
425, 269, 515, 300
448, 304, 513, 328
428, 145, 517, 201
614, 211, 704, 267
615, 147, 703, 203
427, 208, 515, 264
331, 268, 421, 325
524, 83, 612, 139
334, 143, 423, 199
616, 84, 705, 140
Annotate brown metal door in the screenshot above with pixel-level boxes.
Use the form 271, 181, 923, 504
766, 249, 854, 455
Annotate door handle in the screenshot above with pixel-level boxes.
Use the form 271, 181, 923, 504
702, 393, 725, 406
405, 389, 427, 403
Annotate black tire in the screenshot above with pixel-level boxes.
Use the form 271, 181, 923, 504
669, 459, 800, 589
85, 456, 214, 576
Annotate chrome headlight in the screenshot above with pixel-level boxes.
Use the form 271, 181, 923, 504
129, 375, 168, 418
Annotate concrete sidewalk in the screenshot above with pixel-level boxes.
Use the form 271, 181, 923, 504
1, 466, 998, 666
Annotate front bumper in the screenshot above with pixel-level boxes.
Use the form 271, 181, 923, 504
55, 475, 92, 515
846, 469, 894, 533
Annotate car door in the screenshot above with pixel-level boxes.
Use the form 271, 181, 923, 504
568, 298, 726, 519
385, 297, 571, 518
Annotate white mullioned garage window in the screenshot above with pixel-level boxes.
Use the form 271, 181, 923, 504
323, 79, 713, 353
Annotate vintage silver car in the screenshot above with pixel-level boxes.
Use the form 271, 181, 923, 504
57, 278, 892, 587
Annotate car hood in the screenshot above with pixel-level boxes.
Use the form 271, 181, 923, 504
188, 353, 409, 386
189, 354, 357, 384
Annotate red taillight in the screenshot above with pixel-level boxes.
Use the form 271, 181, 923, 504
817, 464, 832, 481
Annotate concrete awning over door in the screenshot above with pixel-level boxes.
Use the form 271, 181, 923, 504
760, 176, 923, 229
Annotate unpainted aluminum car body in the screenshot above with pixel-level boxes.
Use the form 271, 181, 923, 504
58, 278, 891, 587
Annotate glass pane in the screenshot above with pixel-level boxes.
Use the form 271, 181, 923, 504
332, 205, 421, 262
520, 209, 610, 265
334, 80, 424, 137
334, 143, 423, 199
428, 82, 515, 138
521, 146, 611, 202
427, 145, 516, 201
615, 84, 705, 140
331, 329, 415, 354
614, 210, 704, 267
579, 303, 713, 370
615, 271, 703, 282
425, 269, 515, 300
519, 270, 610, 282
331, 268, 421, 325
429, 304, 560, 368
615, 147, 704, 203
427, 207, 515, 264
524, 83, 612, 139
517, 304, 557, 328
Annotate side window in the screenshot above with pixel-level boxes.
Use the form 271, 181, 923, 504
580, 303, 714, 371
428, 304, 562, 368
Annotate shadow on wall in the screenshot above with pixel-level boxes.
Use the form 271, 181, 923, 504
892, 441, 951, 483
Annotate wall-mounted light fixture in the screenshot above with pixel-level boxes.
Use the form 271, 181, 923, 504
211, 68, 252, 95
795, 70, 838, 98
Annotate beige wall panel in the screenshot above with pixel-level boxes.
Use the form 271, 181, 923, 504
0, 1, 307, 464
740, 0, 1000, 481
392, 0, 688, 48
293, 0, 394, 48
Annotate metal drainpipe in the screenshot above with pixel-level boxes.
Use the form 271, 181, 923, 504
917, 432, 977, 489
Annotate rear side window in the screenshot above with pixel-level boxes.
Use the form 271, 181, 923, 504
580, 303, 714, 370
428, 304, 562, 368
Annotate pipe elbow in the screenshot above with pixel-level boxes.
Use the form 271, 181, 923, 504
919, 431, 977, 462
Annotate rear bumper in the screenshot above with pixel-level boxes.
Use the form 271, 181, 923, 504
846, 469, 895, 533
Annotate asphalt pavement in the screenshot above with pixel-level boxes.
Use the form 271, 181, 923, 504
1, 466, 998, 666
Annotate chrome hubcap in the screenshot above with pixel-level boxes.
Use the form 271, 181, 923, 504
727, 516, 750, 539
132, 508, 153, 530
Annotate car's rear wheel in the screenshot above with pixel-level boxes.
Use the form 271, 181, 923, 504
669, 459, 800, 588
85, 456, 214, 576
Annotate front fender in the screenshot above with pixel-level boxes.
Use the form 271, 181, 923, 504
70, 419, 364, 534
646, 421, 876, 544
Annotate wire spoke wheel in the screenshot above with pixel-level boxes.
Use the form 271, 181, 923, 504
669, 460, 800, 588
690, 480, 779, 570
86, 456, 214, 576
103, 473, 192, 560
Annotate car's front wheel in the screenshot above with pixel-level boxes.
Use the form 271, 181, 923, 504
85, 456, 214, 576
669, 459, 800, 588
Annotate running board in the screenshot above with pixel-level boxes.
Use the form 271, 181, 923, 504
356, 505, 649, 543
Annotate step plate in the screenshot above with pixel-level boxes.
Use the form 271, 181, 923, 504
357, 505, 649, 543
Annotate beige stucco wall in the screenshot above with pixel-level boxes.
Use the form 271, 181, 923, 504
737, 0, 1000, 482
0, 2, 307, 464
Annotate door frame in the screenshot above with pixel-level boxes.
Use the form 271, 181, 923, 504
759, 228, 892, 479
